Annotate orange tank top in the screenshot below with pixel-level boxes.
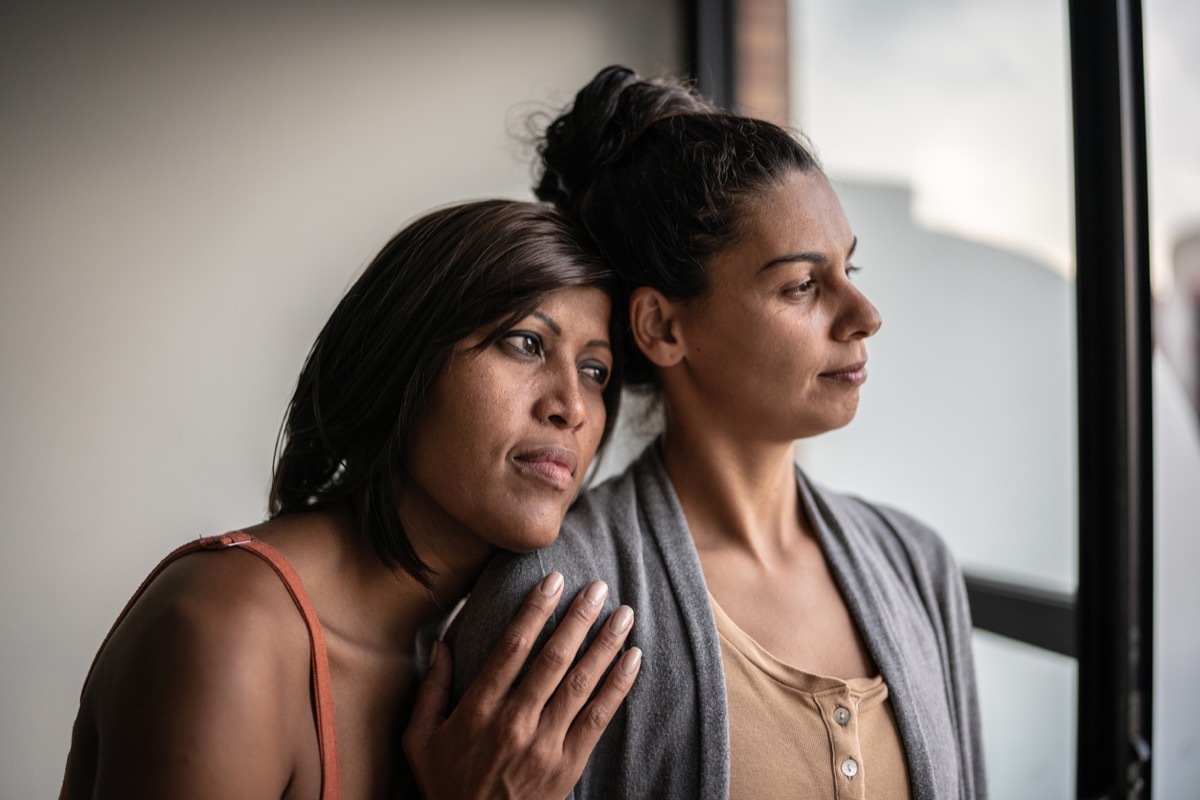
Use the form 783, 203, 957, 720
64, 532, 341, 799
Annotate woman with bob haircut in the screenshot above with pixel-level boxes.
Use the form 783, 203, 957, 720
442, 68, 986, 799
62, 199, 643, 799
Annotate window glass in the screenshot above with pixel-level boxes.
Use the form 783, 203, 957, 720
1144, 0, 1200, 795
789, 0, 1075, 593
788, 1, 1076, 792
974, 631, 1076, 798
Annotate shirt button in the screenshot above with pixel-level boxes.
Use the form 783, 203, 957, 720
834, 706, 851, 726
841, 757, 859, 778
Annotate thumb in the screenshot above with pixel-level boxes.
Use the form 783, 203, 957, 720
405, 640, 454, 749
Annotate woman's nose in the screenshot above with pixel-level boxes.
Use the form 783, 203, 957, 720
834, 282, 883, 342
535, 371, 587, 430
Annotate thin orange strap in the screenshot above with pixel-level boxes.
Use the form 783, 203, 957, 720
217, 533, 342, 800
78, 532, 341, 799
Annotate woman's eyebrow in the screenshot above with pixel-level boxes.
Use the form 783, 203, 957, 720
757, 236, 859, 273
533, 312, 612, 351
532, 311, 562, 335
758, 251, 827, 272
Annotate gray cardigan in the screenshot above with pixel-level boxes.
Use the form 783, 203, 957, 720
447, 444, 986, 799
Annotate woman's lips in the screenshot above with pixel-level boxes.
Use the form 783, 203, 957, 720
513, 446, 578, 490
819, 362, 868, 385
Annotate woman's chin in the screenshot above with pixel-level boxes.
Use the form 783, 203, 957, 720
491, 519, 564, 555
789, 409, 861, 441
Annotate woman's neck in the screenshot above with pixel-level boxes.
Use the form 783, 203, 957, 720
392, 487, 496, 623
659, 424, 805, 562
308, 503, 492, 655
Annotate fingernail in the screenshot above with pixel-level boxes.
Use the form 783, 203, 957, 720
584, 580, 608, 606
429, 641, 440, 668
620, 647, 642, 675
540, 571, 564, 596
610, 606, 634, 634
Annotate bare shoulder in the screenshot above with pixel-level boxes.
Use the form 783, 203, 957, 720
104, 541, 314, 684
66, 543, 315, 799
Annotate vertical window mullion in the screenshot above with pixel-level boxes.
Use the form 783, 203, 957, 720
1068, 0, 1154, 796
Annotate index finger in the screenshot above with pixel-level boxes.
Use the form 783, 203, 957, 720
510, 579, 608, 710
457, 571, 565, 710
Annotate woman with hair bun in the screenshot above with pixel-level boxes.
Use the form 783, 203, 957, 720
443, 68, 986, 799
62, 199, 642, 799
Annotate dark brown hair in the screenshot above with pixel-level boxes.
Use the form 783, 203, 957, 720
534, 65, 821, 386
270, 200, 619, 586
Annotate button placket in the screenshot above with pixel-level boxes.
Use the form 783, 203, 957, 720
818, 688, 864, 799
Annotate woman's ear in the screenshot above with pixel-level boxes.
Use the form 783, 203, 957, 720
629, 287, 685, 368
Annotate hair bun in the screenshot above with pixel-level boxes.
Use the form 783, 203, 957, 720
535, 65, 713, 215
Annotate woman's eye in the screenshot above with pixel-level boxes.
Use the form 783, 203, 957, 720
846, 264, 862, 279
503, 332, 543, 357
784, 279, 816, 296
580, 362, 611, 388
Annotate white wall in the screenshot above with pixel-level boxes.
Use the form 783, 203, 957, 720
0, 2, 680, 795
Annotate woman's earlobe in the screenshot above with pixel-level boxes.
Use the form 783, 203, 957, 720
629, 287, 684, 367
